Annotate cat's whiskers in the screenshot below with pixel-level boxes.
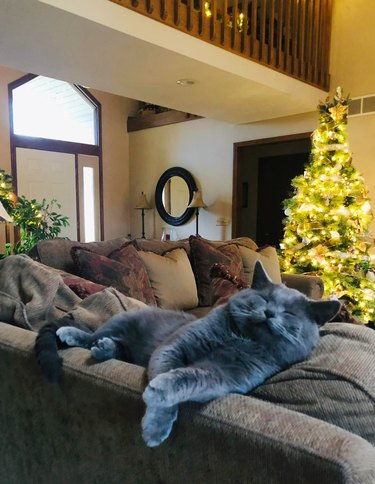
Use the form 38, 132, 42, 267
267, 318, 300, 345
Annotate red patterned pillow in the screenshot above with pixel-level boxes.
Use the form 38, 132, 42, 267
62, 275, 106, 299
71, 245, 157, 306
189, 236, 244, 307
210, 263, 249, 307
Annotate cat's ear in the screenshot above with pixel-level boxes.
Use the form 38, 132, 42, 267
251, 261, 273, 289
309, 299, 341, 326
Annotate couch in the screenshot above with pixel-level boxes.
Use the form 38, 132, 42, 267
0, 236, 375, 483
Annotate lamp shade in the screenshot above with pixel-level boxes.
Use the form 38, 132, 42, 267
134, 192, 150, 210
0, 200, 12, 222
187, 190, 206, 209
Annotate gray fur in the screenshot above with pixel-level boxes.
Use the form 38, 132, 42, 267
56, 261, 340, 447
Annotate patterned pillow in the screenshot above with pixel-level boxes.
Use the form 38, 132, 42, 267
210, 263, 249, 307
71, 245, 157, 306
62, 275, 106, 299
189, 236, 244, 307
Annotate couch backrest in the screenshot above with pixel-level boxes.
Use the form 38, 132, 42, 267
28, 237, 131, 274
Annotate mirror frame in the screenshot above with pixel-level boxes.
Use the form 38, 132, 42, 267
155, 167, 197, 226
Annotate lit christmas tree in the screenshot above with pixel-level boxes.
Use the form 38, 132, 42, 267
280, 87, 375, 323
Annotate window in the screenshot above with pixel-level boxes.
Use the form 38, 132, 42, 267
9, 74, 102, 242
12, 75, 97, 145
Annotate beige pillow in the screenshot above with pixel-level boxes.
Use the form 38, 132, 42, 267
138, 248, 198, 310
239, 245, 282, 285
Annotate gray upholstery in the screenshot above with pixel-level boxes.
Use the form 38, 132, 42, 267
0, 237, 372, 482
0, 322, 375, 483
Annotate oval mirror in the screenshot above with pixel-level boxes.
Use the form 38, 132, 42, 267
155, 167, 197, 226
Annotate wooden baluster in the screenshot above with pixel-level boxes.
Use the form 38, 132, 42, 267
316, 0, 324, 85
241, 0, 250, 55
275, 0, 283, 68
250, 0, 258, 58
231, 0, 239, 49
146, 0, 154, 14
321, 0, 332, 89
160, 0, 167, 20
174, 0, 180, 25
221, 0, 229, 47
284, 0, 291, 72
187, 0, 193, 30
259, 0, 267, 61
268, 0, 275, 65
298, 0, 306, 79
305, 0, 314, 82
210, 0, 217, 40
312, 0, 320, 85
291, 0, 299, 76
198, 0, 204, 36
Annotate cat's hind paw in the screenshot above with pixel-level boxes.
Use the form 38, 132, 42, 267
142, 405, 178, 447
56, 327, 89, 347
90, 337, 117, 361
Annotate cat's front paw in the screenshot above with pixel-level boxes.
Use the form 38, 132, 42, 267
56, 327, 81, 347
143, 373, 179, 407
90, 337, 117, 361
142, 405, 178, 447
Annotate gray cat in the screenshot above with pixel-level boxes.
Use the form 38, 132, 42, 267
36, 262, 340, 447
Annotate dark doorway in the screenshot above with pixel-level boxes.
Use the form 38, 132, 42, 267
256, 152, 309, 246
232, 133, 311, 247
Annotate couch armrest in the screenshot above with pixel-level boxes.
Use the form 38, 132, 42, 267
1, 322, 374, 483
281, 273, 324, 299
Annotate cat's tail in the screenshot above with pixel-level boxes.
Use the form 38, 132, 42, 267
35, 315, 79, 383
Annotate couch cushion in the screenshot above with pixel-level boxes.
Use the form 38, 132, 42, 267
189, 236, 244, 307
71, 246, 157, 306
138, 248, 198, 310
210, 263, 249, 307
29, 237, 132, 274
136, 239, 190, 255
62, 275, 106, 299
239, 245, 282, 286
251, 322, 375, 446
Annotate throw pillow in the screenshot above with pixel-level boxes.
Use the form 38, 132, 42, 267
138, 248, 198, 310
62, 275, 106, 299
210, 263, 249, 307
189, 236, 244, 307
71, 246, 157, 306
238, 245, 282, 286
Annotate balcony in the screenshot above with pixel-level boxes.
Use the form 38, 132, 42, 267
110, 0, 332, 91
0, 0, 329, 124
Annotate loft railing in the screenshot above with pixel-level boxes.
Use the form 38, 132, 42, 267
109, 0, 331, 90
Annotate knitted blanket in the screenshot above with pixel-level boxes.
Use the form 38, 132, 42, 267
0, 254, 146, 331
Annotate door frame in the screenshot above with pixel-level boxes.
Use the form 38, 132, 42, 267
232, 132, 312, 238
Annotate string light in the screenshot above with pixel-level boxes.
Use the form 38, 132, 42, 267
279, 87, 375, 323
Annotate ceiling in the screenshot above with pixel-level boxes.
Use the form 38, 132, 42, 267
0, 0, 327, 124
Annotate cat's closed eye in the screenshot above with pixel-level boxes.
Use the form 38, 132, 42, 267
284, 311, 296, 317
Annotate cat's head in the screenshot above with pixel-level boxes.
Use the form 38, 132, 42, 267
227, 261, 340, 344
